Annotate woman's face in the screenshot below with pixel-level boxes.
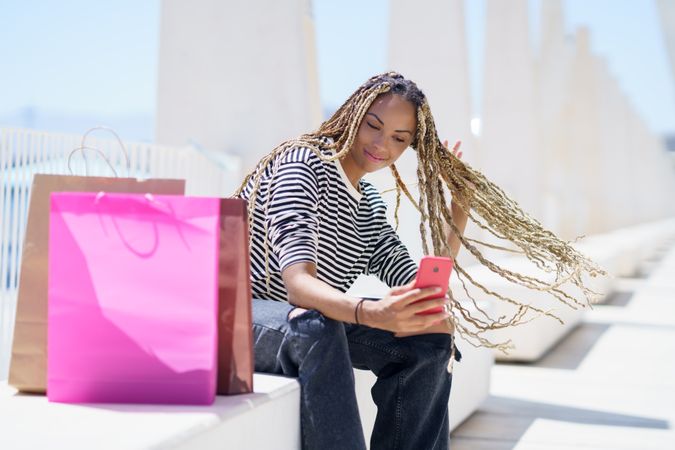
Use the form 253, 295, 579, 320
347, 93, 417, 174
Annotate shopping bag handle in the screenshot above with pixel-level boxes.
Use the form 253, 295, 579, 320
68, 145, 119, 177
67, 126, 131, 177
94, 192, 175, 216
93, 192, 189, 256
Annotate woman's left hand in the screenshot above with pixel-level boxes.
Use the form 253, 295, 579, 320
441, 139, 471, 259
443, 140, 472, 211
445, 139, 462, 160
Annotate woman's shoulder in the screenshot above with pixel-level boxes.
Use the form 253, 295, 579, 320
276, 137, 334, 170
359, 180, 389, 214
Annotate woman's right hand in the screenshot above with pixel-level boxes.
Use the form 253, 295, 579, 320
359, 280, 451, 333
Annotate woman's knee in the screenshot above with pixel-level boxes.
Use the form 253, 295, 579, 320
289, 309, 347, 348
402, 333, 461, 366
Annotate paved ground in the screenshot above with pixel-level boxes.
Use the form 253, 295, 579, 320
450, 241, 675, 449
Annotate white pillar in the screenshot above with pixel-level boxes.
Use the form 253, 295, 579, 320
387, 0, 475, 169
595, 59, 632, 230
536, 0, 569, 129
155, 0, 321, 175
556, 28, 605, 236
657, 0, 675, 83
481, 0, 542, 222
535, 0, 575, 235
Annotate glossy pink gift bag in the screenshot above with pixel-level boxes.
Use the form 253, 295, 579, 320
47, 192, 220, 405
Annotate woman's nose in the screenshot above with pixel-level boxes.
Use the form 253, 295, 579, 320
372, 134, 385, 148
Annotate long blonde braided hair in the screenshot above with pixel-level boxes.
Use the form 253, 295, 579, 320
234, 72, 604, 350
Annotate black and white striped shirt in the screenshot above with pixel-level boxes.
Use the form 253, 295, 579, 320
239, 137, 418, 302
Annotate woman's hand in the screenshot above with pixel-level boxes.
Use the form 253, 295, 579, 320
287, 306, 309, 320
444, 140, 473, 210
441, 139, 472, 259
446, 139, 463, 159
359, 280, 451, 333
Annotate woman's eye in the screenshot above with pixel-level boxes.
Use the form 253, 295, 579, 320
394, 137, 405, 143
366, 122, 379, 130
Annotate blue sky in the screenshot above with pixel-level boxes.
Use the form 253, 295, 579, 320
0, 1, 159, 114
1, 0, 673, 140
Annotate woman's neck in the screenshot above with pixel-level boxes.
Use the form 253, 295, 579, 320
339, 151, 365, 190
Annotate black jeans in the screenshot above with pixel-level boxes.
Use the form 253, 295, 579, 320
252, 298, 461, 450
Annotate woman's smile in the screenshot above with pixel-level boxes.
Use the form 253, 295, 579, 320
364, 148, 387, 162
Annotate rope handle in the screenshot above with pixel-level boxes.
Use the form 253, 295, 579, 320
67, 126, 131, 177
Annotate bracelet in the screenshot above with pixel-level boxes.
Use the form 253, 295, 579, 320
355, 298, 368, 325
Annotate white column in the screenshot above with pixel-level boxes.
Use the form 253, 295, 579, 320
536, 0, 570, 129
155, 0, 321, 175
535, 0, 575, 235
657, 0, 675, 83
595, 59, 632, 230
387, 0, 475, 169
556, 28, 605, 236
481, 0, 542, 221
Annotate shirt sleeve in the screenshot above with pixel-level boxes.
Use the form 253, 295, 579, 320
364, 222, 418, 287
266, 154, 320, 273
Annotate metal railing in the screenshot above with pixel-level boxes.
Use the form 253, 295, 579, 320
0, 126, 242, 379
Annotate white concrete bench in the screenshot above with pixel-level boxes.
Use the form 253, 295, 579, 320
455, 256, 590, 362
582, 219, 675, 277
462, 220, 675, 362
453, 230, 630, 362
0, 374, 300, 450
1, 357, 491, 450
1, 272, 492, 446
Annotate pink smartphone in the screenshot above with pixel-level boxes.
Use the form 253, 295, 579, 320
413, 256, 454, 315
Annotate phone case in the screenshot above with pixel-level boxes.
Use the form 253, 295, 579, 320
413, 256, 454, 315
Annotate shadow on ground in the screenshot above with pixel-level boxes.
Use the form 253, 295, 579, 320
451, 395, 670, 449
496, 322, 612, 371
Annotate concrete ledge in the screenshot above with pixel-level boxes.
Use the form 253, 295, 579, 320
486, 295, 584, 362
583, 219, 675, 277
455, 257, 591, 362
462, 221, 675, 361
0, 374, 300, 450
447, 334, 494, 430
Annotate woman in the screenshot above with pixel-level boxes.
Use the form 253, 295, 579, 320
235, 72, 601, 449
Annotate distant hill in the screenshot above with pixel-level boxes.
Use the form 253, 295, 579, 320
0, 107, 155, 143
665, 134, 675, 152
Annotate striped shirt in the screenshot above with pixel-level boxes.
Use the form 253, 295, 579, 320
238, 137, 418, 302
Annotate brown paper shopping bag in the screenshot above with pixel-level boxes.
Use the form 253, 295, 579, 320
216, 198, 254, 395
8, 174, 185, 393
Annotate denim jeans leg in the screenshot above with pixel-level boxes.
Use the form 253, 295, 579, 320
252, 298, 367, 450
346, 324, 458, 450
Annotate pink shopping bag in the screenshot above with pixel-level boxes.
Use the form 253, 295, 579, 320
47, 192, 220, 405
